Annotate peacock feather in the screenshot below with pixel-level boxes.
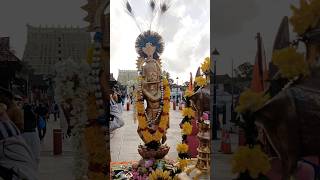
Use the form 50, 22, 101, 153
135, 30, 164, 59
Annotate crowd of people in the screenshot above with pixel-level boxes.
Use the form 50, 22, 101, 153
109, 87, 125, 132
0, 84, 131, 179
0, 87, 60, 180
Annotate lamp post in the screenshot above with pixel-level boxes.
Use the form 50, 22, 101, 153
176, 77, 179, 105
212, 48, 219, 140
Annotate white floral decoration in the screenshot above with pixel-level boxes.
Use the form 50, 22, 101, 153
54, 58, 91, 180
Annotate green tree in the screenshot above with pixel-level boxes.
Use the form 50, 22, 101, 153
233, 62, 254, 91
234, 62, 253, 81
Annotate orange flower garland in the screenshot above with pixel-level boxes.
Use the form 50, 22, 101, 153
136, 78, 171, 143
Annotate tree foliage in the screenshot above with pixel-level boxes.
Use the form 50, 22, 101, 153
234, 62, 253, 81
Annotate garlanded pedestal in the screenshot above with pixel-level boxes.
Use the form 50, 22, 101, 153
138, 144, 170, 160
177, 118, 211, 180
195, 120, 210, 171
129, 141, 180, 179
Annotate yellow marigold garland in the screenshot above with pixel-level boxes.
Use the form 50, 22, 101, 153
272, 47, 309, 79
86, 46, 94, 64
182, 122, 192, 135
232, 145, 271, 178
176, 143, 189, 154
181, 107, 195, 118
195, 76, 207, 87
149, 169, 172, 180
136, 78, 170, 144
235, 89, 270, 113
178, 158, 189, 171
201, 57, 210, 73
84, 125, 108, 179
184, 89, 194, 97
290, 0, 320, 35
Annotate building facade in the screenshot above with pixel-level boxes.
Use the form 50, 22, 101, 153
215, 74, 238, 131
0, 37, 25, 94
22, 24, 91, 75
117, 70, 138, 86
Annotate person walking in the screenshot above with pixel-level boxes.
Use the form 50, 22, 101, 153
116, 91, 123, 113
35, 103, 48, 141
109, 92, 124, 132
130, 92, 133, 105
22, 103, 41, 168
53, 103, 60, 121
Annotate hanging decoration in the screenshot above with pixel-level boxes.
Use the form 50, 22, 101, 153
176, 87, 195, 171
81, 0, 110, 179
84, 32, 109, 180
176, 57, 211, 179
54, 58, 91, 180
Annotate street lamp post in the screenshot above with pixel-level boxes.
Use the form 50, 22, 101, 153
176, 77, 179, 105
212, 48, 220, 140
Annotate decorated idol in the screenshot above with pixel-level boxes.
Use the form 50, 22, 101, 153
124, 0, 171, 159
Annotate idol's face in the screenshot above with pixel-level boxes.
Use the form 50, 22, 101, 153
143, 42, 156, 58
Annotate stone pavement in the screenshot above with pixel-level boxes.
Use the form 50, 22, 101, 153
212, 131, 238, 180
38, 115, 73, 180
38, 105, 240, 179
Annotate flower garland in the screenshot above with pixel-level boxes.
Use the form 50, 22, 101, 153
84, 32, 109, 179
232, 145, 271, 179
176, 58, 208, 170
135, 77, 171, 144
290, 0, 320, 35
149, 169, 173, 180
129, 158, 180, 180
195, 76, 207, 87
176, 88, 195, 170
233, 67, 271, 179
201, 57, 210, 73
272, 47, 309, 80
54, 58, 91, 180
235, 89, 270, 114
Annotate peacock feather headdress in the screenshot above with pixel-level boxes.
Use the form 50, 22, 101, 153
124, 0, 171, 59
135, 30, 164, 59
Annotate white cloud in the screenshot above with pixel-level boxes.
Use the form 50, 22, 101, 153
110, 0, 210, 83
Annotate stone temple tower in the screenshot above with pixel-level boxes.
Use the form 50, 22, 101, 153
22, 24, 91, 75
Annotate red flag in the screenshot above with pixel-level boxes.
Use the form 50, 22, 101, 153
251, 55, 264, 92
251, 33, 268, 92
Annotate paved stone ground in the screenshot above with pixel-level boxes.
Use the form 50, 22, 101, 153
38, 115, 73, 180
212, 132, 238, 180
38, 104, 240, 179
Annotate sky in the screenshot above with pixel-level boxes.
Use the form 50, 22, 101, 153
212, 0, 300, 75
110, 0, 210, 83
0, 0, 88, 58
0, 0, 302, 82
